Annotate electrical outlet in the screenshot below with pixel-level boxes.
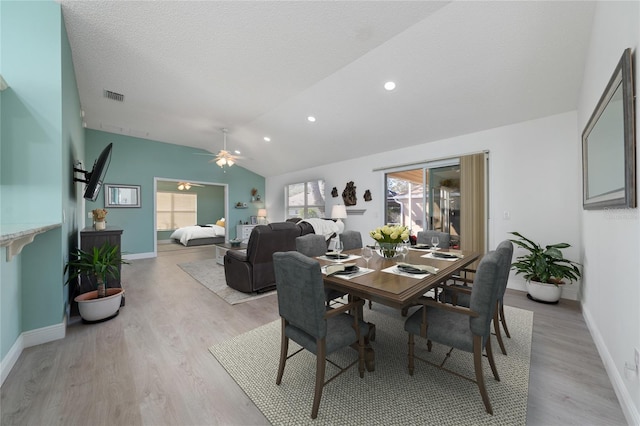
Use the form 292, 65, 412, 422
503, 211, 510, 220
88, 212, 93, 219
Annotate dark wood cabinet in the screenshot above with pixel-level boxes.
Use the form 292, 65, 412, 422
70, 227, 124, 315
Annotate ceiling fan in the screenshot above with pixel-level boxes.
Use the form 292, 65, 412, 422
202, 128, 243, 168
177, 182, 204, 191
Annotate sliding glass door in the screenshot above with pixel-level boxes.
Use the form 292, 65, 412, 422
385, 153, 486, 252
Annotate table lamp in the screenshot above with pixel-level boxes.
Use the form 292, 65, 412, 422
331, 204, 347, 233
257, 208, 267, 224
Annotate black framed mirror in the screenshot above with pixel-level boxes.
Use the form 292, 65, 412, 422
582, 48, 636, 210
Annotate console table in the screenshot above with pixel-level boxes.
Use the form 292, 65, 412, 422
215, 242, 247, 265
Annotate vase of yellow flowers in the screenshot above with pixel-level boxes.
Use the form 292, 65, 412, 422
92, 208, 108, 230
369, 224, 409, 258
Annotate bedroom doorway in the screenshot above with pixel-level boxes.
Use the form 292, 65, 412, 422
154, 178, 229, 255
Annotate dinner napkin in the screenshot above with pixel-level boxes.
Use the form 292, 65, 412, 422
431, 250, 465, 258
396, 262, 439, 275
325, 263, 357, 276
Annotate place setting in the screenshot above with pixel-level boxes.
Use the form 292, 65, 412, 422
382, 262, 439, 279
318, 240, 361, 262
421, 251, 465, 261
322, 262, 373, 280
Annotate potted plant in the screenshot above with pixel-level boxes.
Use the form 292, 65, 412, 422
64, 241, 129, 322
509, 231, 581, 303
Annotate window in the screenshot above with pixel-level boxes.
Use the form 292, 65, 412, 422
156, 192, 197, 230
285, 180, 325, 219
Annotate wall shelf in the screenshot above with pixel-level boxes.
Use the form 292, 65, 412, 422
234, 206, 248, 209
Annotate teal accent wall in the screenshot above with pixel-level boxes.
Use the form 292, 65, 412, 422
60, 5, 84, 316
0, 1, 82, 360
0, 0, 62, 224
156, 180, 226, 241
85, 129, 264, 253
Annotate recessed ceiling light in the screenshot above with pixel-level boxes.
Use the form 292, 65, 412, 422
234, 150, 241, 155
307, 116, 316, 122
384, 81, 396, 91
263, 136, 271, 142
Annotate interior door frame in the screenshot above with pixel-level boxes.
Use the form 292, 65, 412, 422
153, 177, 229, 257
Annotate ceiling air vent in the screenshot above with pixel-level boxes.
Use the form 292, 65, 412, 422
103, 89, 124, 102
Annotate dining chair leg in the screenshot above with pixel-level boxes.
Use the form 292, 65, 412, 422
485, 336, 500, 381
311, 339, 327, 419
408, 333, 415, 375
499, 301, 511, 338
493, 309, 507, 355
473, 335, 493, 415
276, 319, 288, 385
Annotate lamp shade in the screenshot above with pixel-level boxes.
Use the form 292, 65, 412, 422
331, 204, 347, 219
258, 208, 267, 217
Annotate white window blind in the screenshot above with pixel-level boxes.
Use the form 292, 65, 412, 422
157, 192, 197, 230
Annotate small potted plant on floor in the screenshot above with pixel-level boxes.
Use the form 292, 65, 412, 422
64, 241, 129, 322
509, 231, 581, 303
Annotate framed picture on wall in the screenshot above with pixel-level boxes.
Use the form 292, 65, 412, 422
250, 216, 258, 225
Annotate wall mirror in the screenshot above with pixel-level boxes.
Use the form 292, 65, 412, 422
582, 48, 636, 210
105, 184, 141, 208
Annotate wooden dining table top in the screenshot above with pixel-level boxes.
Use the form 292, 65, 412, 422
320, 247, 480, 310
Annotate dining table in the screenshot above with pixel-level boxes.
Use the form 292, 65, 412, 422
317, 246, 481, 371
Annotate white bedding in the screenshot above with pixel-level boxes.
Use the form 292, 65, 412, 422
170, 225, 225, 246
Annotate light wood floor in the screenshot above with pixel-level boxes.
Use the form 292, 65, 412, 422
0, 246, 626, 425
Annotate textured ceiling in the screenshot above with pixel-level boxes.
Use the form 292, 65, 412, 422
58, 1, 596, 177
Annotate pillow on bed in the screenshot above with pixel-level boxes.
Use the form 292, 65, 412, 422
216, 218, 225, 227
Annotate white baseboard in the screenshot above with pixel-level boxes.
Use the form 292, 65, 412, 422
0, 318, 66, 387
582, 304, 640, 426
0, 334, 24, 386
123, 251, 155, 260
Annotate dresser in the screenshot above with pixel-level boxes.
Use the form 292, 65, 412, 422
236, 224, 257, 243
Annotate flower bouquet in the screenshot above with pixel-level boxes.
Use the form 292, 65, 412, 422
369, 224, 409, 258
92, 208, 108, 230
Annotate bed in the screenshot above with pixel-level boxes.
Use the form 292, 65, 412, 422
169, 224, 226, 246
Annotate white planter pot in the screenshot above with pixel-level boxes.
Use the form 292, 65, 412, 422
526, 281, 562, 303
75, 288, 124, 322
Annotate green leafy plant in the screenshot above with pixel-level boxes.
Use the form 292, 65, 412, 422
509, 231, 581, 285
64, 242, 129, 297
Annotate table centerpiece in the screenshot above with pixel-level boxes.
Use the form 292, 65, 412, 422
369, 224, 409, 258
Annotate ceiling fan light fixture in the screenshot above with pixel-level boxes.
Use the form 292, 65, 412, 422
213, 128, 238, 169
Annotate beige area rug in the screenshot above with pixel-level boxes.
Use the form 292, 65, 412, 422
209, 304, 533, 425
178, 258, 275, 305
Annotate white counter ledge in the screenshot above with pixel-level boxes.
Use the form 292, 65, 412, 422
0, 223, 62, 261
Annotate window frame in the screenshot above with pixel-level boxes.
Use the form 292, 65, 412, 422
285, 179, 326, 219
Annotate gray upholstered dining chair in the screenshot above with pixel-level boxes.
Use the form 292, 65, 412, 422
273, 251, 366, 419
340, 230, 363, 251
404, 250, 502, 415
443, 240, 514, 355
295, 234, 346, 304
417, 230, 450, 249
295, 233, 327, 257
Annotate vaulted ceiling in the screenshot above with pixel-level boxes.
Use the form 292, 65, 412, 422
58, 1, 596, 177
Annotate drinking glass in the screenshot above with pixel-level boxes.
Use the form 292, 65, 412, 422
361, 246, 373, 269
431, 236, 440, 250
398, 243, 409, 261
334, 240, 344, 262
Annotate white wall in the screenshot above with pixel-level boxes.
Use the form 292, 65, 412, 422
578, 2, 640, 424
266, 110, 583, 300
